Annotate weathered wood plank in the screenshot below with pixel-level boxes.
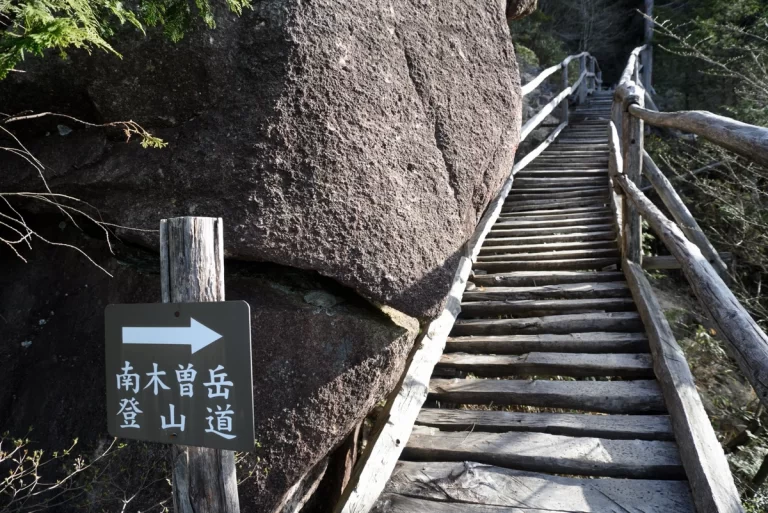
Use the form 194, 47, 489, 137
499, 205, 610, 217
642, 150, 728, 278
402, 428, 683, 479
415, 408, 673, 440
161, 217, 240, 513
624, 260, 744, 513
471, 271, 625, 287
462, 282, 630, 301
629, 104, 768, 167
502, 199, 609, 213
618, 92, 644, 263
377, 462, 695, 513
473, 257, 619, 272
488, 224, 614, 238
459, 298, 635, 318
374, 495, 552, 513
437, 352, 654, 378
511, 121, 568, 175
476, 248, 619, 262
494, 217, 612, 230
429, 378, 666, 413
481, 231, 616, 247
446, 332, 649, 354
502, 190, 608, 202
452, 312, 644, 336
478, 240, 617, 255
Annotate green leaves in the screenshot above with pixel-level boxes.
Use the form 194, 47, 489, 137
0, 0, 251, 77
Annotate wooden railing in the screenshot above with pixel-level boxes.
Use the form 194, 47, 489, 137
609, 43, 768, 513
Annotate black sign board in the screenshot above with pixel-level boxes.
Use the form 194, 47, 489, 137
105, 301, 254, 451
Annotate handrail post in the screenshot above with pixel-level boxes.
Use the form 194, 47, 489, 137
560, 63, 569, 123
588, 57, 596, 93
578, 55, 587, 104
620, 86, 645, 264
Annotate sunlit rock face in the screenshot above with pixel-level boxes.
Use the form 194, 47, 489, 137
0, 0, 521, 320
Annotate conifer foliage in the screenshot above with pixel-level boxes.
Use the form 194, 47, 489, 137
0, 0, 250, 79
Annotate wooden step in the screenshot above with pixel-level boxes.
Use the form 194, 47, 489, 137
403, 428, 683, 479
446, 332, 649, 354
514, 177, 607, 187
504, 190, 609, 202
378, 462, 695, 513
498, 205, 611, 217
451, 312, 643, 335
478, 240, 617, 255
476, 248, 619, 262
428, 378, 666, 413
473, 257, 619, 272
488, 224, 614, 238
507, 185, 607, 194
517, 170, 609, 177
481, 231, 617, 246
502, 199, 610, 213
471, 271, 625, 287
459, 298, 635, 318
415, 409, 673, 440
437, 352, 654, 378
463, 282, 630, 301
497, 211, 612, 223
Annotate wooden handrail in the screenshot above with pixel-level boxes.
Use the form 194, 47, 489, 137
641, 151, 729, 278
520, 86, 572, 142
520, 68, 587, 142
608, 121, 768, 410
620, 44, 648, 85
521, 63, 561, 96
629, 105, 768, 167
521, 51, 591, 97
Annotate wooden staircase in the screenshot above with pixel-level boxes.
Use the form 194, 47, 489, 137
372, 92, 698, 512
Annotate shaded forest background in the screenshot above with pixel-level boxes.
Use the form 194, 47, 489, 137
511, 1, 768, 510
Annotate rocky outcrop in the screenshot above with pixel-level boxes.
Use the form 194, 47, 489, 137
0, 0, 522, 320
0, 220, 417, 513
507, 0, 538, 20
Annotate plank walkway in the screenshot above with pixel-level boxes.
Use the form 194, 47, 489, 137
372, 92, 698, 512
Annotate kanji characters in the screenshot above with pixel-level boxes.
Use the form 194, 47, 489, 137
205, 405, 236, 439
203, 365, 233, 399
176, 364, 197, 397
144, 363, 171, 395
116, 361, 140, 393
117, 397, 143, 428
161, 403, 186, 431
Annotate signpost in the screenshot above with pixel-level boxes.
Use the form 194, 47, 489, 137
105, 301, 254, 450
106, 217, 248, 513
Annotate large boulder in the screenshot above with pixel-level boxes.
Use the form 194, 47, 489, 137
0, 219, 418, 512
0, 0, 521, 319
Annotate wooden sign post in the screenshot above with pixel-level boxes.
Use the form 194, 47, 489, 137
160, 217, 240, 513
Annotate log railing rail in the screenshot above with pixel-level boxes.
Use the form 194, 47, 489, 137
334, 52, 599, 513
609, 42, 768, 512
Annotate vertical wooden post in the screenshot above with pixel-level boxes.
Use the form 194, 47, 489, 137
621, 92, 645, 263
643, 0, 654, 91
588, 57, 596, 93
578, 55, 587, 104
160, 217, 241, 513
560, 63, 569, 123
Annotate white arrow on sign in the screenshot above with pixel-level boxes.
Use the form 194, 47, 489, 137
122, 318, 223, 354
